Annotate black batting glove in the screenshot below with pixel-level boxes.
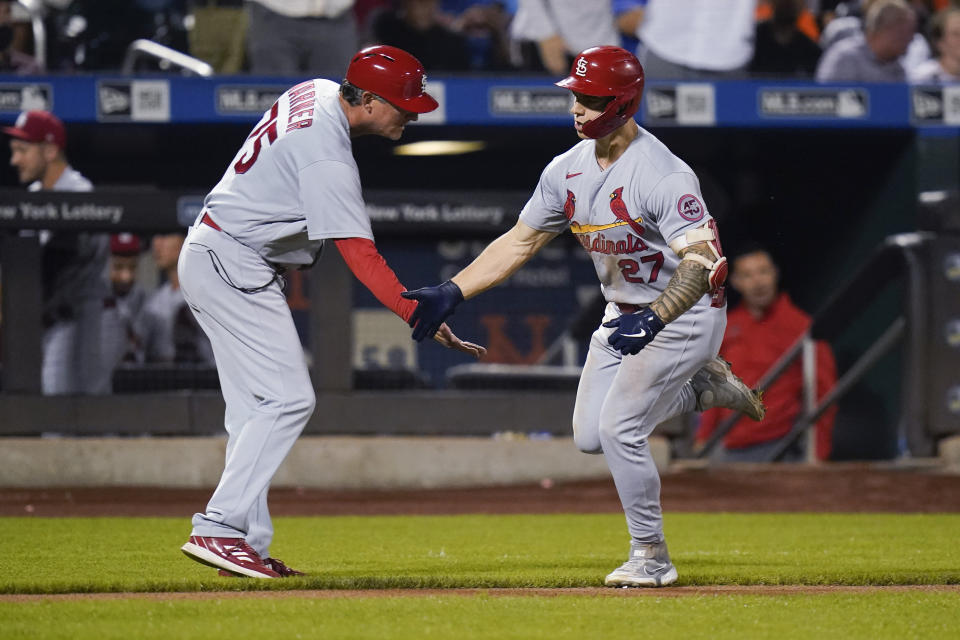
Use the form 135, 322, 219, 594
602, 307, 665, 356
401, 280, 464, 342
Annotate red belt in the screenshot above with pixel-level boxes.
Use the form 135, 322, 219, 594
201, 212, 222, 231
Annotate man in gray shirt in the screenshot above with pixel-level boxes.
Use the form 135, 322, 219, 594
816, 0, 918, 82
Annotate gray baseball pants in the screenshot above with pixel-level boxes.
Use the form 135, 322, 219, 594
42, 299, 109, 395
178, 222, 315, 558
573, 301, 725, 544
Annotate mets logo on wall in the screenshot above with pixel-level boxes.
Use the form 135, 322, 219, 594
564, 190, 576, 220
677, 194, 705, 222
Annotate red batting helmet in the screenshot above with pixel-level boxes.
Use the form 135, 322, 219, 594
345, 45, 438, 114
555, 46, 644, 139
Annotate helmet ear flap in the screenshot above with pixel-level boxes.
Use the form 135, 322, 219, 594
580, 85, 642, 139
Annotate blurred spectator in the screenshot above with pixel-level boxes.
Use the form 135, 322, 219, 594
451, 1, 514, 70
636, 0, 758, 80
909, 5, 960, 81
816, 0, 918, 81
3, 110, 109, 395
819, 0, 930, 78
246, 0, 358, 77
749, 0, 823, 76
510, 0, 618, 74
47, 0, 189, 71
137, 232, 214, 365
613, 0, 645, 53
821, 0, 875, 48
440, 0, 516, 12
371, 0, 471, 70
756, 0, 821, 41
0, 1, 40, 73
697, 246, 837, 462
101, 233, 147, 375
188, 0, 248, 74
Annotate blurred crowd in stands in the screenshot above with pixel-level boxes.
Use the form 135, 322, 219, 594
0, 0, 957, 82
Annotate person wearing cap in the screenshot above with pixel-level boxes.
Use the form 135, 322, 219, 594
401, 46, 763, 588
177, 45, 485, 579
137, 232, 214, 365
100, 233, 147, 381
4, 109, 110, 395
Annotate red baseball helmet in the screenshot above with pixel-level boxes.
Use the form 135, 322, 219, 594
555, 46, 645, 139
345, 45, 438, 114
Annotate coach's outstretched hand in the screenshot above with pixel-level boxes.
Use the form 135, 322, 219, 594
402, 280, 464, 341
434, 323, 486, 359
603, 307, 665, 356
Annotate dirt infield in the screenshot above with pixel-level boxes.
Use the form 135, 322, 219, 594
2, 463, 959, 517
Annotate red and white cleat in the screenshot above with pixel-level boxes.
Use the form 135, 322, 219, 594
181, 536, 280, 578
217, 557, 305, 578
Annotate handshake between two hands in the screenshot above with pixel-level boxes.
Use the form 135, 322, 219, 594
401, 281, 668, 360
401, 280, 486, 360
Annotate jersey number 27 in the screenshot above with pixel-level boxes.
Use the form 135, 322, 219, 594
618, 252, 664, 283
234, 102, 279, 174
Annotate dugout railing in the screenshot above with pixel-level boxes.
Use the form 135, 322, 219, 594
696, 231, 951, 462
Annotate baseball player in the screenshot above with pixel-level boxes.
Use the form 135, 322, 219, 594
178, 45, 485, 579
4, 110, 110, 395
402, 46, 764, 588
139, 232, 215, 365
100, 233, 147, 373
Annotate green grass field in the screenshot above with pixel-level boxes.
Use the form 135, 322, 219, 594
2, 513, 959, 638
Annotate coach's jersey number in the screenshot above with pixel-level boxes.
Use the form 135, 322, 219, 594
618, 252, 664, 283
234, 102, 279, 174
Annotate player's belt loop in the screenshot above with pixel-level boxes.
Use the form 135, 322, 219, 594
201, 212, 222, 232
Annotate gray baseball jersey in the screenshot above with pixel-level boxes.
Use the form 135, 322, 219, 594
181, 78, 381, 558
31, 167, 106, 312
32, 166, 110, 395
520, 128, 713, 307
522, 127, 725, 545
202, 78, 373, 267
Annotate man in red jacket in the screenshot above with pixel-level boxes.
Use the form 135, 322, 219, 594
697, 245, 837, 461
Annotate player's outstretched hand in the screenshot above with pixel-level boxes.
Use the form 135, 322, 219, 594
434, 323, 486, 359
602, 307, 665, 356
401, 280, 464, 342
